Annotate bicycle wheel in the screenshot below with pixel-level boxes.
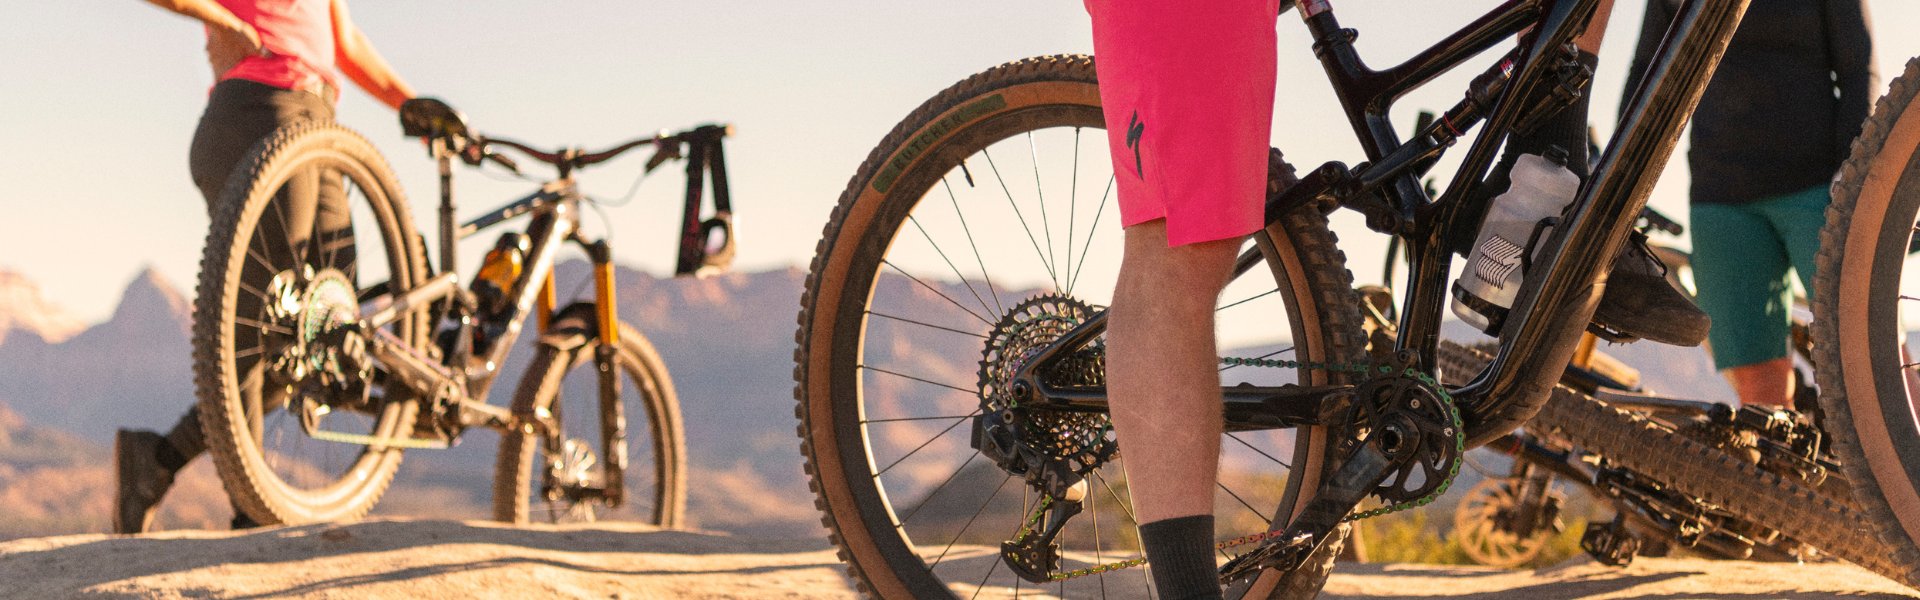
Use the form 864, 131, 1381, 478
1817, 56, 1920, 586
1451, 477, 1553, 568
493, 308, 686, 526
793, 55, 1368, 599
194, 121, 430, 524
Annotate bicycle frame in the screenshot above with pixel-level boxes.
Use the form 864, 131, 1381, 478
1014, 0, 1750, 440
351, 123, 737, 443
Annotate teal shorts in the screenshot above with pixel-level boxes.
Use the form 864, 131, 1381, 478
1688, 185, 1828, 370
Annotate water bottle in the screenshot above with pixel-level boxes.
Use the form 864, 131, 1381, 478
471, 233, 529, 348
1451, 148, 1581, 333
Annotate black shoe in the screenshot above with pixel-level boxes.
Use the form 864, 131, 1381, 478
113, 429, 178, 534
1591, 233, 1710, 346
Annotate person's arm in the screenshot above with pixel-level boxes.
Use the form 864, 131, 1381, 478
140, 0, 261, 51
1825, 0, 1877, 166
1618, 0, 1676, 124
331, 0, 415, 111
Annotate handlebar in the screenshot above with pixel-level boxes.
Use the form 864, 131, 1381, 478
478, 124, 734, 178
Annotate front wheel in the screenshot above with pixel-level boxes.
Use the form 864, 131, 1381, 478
1816, 56, 1920, 587
194, 121, 430, 525
793, 55, 1368, 599
493, 308, 686, 526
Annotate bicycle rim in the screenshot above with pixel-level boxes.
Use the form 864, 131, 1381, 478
794, 55, 1367, 599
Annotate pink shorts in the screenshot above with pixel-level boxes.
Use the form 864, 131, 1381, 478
1086, 0, 1280, 246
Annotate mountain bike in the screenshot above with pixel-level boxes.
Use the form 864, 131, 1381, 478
1417, 210, 1830, 568
190, 98, 735, 526
792, 0, 1920, 597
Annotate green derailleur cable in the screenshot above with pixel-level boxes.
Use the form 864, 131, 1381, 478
1008, 354, 1466, 582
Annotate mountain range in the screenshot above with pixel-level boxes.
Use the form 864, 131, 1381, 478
0, 263, 1733, 542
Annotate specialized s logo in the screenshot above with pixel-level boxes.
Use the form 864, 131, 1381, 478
1125, 111, 1146, 181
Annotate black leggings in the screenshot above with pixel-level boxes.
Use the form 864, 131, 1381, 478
165, 79, 350, 461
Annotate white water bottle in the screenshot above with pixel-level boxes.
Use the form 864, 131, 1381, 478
1451, 148, 1582, 333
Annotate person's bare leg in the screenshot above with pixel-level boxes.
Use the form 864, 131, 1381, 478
1109, 220, 1240, 524
1725, 357, 1793, 408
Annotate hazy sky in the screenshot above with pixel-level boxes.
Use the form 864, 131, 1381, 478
6, 1, 1919, 323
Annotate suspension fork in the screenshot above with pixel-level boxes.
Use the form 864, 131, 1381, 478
586, 240, 628, 507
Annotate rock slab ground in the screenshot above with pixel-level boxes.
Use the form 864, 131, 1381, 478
0, 519, 1913, 599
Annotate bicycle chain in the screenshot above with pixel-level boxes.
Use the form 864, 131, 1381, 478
1008, 354, 1466, 582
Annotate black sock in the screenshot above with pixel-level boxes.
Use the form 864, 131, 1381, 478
1140, 515, 1222, 600
154, 437, 189, 473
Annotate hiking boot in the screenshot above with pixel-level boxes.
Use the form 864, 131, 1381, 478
113, 429, 178, 534
1591, 232, 1710, 346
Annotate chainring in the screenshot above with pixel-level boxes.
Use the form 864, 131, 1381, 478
974, 294, 1116, 497
1341, 367, 1462, 504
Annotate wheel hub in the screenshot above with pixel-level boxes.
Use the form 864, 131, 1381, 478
972, 294, 1115, 498
263, 267, 368, 396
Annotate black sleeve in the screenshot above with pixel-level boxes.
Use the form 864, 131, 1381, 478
1825, 0, 1877, 167
1619, 0, 1677, 126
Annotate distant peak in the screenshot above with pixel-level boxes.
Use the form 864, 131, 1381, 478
109, 266, 190, 327
0, 267, 86, 344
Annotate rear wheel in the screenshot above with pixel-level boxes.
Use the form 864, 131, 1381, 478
193, 121, 429, 525
493, 308, 686, 526
1815, 56, 1920, 587
793, 55, 1368, 599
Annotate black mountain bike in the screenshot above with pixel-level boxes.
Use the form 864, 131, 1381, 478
191, 98, 735, 526
793, 0, 1920, 597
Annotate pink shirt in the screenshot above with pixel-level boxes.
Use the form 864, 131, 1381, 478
214, 0, 338, 100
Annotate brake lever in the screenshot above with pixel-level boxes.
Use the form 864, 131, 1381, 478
644, 139, 683, 174
485, 150, 521, 175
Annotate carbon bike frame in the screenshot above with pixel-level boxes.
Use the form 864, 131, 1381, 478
1013, 0, 1751, 440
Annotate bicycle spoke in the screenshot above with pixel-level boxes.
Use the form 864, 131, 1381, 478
1217, 480, 1272, 524
1091, 468, 1140, 527
899, 450, 985, 526
1217, 289, 1280, 313
1067, 176, 1115, 296
907, 215, 998, 319
860, 364, 977, 395
1066, 128, 1081, 299
869, 405, 981, 477
864, 414, 978, 424
982, 148, 1059, 289
1228, 432, 1290, 471
882, 259, 993, 326
867, 310, 988, 339
930, 474, 1013, 570
1030, 132, 1058, 289
942, 176, 1005, 316
234, 316, 294, 335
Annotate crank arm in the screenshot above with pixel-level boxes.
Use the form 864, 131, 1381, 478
1219, 439, 1398, 583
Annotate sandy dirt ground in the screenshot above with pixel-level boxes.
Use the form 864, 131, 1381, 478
0, 519, 1913, 599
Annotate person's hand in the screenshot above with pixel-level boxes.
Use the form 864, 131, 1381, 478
205, 21, 269, 77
